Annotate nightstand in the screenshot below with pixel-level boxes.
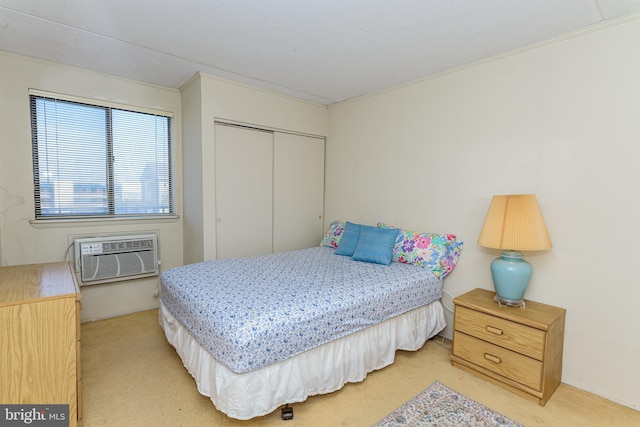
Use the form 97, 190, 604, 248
450, 288, 565, 406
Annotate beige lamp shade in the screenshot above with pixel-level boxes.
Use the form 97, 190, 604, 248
477, 194, 552, 251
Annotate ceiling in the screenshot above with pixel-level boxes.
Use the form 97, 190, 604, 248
1, 0, 640, 105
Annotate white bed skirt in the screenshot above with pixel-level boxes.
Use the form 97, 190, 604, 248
159, 300, 446, 420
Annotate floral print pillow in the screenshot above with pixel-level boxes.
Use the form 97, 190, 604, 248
319, 221, 345, 248
377, 222, 463, 278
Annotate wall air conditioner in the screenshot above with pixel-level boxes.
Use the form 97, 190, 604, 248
74, 234, 158, 286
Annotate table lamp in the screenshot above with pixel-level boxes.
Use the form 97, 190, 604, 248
477, 194, 552, 307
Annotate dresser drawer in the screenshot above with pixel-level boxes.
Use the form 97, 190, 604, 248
453, 331, 543, 391
455, 306, 546, 360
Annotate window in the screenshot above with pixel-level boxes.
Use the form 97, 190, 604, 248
30, 92, 173, 219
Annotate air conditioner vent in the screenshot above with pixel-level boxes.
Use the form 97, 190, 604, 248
74, 234, 158, 286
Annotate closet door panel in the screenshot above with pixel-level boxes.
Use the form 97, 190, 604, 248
215, 124, 273, 259
273, 133, 325, 252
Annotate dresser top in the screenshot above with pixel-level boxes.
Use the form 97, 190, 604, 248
454, 288, 565, 330
0, 262, 81, 305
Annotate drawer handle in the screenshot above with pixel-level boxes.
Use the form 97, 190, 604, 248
484, 353, 502, 364
486, 325, 504, 335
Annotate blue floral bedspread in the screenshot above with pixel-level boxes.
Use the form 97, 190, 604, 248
160, 246, 442, 374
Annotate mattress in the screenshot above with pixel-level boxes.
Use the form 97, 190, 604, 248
160, 246, 443, 374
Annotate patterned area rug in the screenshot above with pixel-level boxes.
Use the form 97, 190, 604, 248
373, 381, 524, 427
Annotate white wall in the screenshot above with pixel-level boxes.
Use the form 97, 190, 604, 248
0, 52, 184, 322
327, 16, 640, 410
180, 75, 205, 265
180, 73, 328, 263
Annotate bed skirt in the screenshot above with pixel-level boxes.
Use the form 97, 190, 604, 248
159, 300, 446, 420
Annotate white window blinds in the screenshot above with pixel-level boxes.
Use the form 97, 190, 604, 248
30, 93, 173, 219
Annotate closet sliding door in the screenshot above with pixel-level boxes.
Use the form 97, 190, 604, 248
214, 122, 325, 259
214, 123, 273, 259
273, 133, 325, 253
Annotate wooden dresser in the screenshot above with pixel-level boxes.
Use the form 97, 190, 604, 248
0, 262, 82, 426
450, 288, 565, 406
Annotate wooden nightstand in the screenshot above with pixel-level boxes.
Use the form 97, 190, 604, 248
450, 288, 565, 406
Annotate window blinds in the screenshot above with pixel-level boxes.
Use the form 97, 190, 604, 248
30, 94, 173, 219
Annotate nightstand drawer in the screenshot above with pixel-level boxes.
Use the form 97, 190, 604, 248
455, 306, 546, 360
453, 331, 543, 391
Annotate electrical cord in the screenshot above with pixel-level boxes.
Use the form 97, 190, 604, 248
435, 289, 455, 349
64, 241, 74, 262
441, 288, 454, 313
439, 335, 452, 349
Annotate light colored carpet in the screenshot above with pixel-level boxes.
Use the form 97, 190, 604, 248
81, 309, 640, 426
373, 380, 523, 426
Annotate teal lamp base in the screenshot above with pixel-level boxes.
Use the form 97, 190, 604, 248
490, 250, 532, 308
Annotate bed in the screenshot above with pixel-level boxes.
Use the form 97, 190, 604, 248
159, 221, 463, 420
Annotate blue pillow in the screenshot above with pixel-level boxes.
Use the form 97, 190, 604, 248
334, 221, 362, 256
352, 225, 399, 265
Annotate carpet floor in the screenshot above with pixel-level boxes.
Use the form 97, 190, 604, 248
81, 309, 640, 426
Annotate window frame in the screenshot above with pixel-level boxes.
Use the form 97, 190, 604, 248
29, 89, 176, 222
